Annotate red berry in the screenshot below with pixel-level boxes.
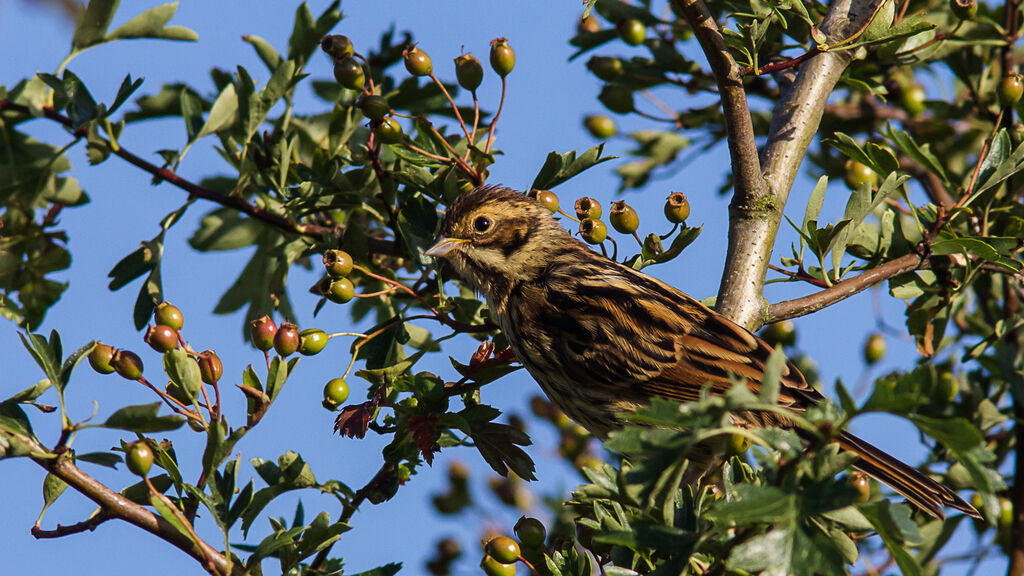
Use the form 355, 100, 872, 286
489, 38, 515, 77
197, 350, 223, 385
274, 322, 300, 356
145, 324, 179, 353
154, 302, 183, 331
88, 342, 117, 374
250, 315, 278, 351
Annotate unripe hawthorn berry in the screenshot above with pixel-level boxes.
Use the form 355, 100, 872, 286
145, 324, 178, 353
454, 53, 484, 91
761, 320, 797, 348
937, 371, 959, 402
89, 342, 117, 374
951, 0, 977, 20
609, 200, 639, 233
578, 16, 600, 34
327, 278, 356, 303
321, 35, 354, 59
999, 74, 1023, 108
111, 350, 144, 380
403, 45, 433, 76
250, 315, 278, 351
617, 18, 646, 45
899, 83, 926, 117
528, 189, 559, 212
125, 441, 154, 477
333, 57, 365, 90
274, 322, 300, 356
489, 38, 515, 77
583, 115, 616, 139
154, 302, 183, 331
850, 472, 872, 502
514, 516, 546, 548
486, 536, 520, 564
323, 377, 350, 409
599, 83, 634, 114
574, 197, 601, 220
579, 218, 607, 244
358, 94, 390, 121
299, 328, 329, 355
375, 117, 404, 144
724, 433, 749, 457
843, 159, 877, 190
863, 333, 886, 365
587, 56, 623, 81
197, 350, 223, 385
480, 555, 515, 576
664, 192, 690, 223
322, 249, 354, 278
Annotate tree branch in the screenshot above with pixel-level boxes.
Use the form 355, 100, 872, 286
32, 510, 111, 538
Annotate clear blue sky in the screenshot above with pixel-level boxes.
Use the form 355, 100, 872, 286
0, 1, 999, 574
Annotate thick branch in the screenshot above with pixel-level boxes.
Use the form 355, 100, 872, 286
34, 452, 245, 576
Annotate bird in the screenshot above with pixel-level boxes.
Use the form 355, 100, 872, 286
424, 184, 980, 520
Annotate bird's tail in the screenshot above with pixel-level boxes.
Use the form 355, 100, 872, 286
838, 431, 981, 520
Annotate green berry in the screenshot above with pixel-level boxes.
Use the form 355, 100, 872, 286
197, 350, 223, 385
850, 472, 871, 502
327, 278, 356, 303
599, 83, 634, 114
609, 200, 639, 234
514, 517, 546, 548
937, 372, 959, 402
761, 320, 797, 348
587, 56, 623, 81
250, 315, 278, 351
89, 342, 117, 374
529, 189, 559, 213
403, 45, 433, 76
486, 536, 520, 564
299, 328, 329, 356
375, 117, 404, 144
899, 83, 926, 117
724, 433, 749, 457
863, 333, 886, 365
999, 74, 1023, 108
574, 197, 602, 220
999, 497, 1014, 530
454, 53, 484, 91
323, 249, 354, 278
323, 377, 350, 409
489, 38, 515, 77
111, 350, 144, 380
125, 441, 154, 477
617, 18, 646, 46
333, 57, 365, 91
579, 218, 607, 245
273, 322, 300, 356
154, 302, 183, 331
664, 192, 690, 224
145, 324, 178, 353
843, 159, 877, 190
950, 0, 977, 20
583, 115, 616, 139
358, 94, 390, 121
321, 35, 354, 59
480, 555, 516, 576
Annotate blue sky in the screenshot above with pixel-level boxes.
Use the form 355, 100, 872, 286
0, 1, 1000, 574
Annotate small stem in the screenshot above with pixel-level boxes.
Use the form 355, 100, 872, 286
429, 72, 472, 143
484, 76, 507, 155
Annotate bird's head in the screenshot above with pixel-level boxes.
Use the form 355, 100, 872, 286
426, 185, 570, 297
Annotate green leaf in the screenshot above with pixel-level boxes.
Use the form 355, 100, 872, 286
106, 3, 198, 42
469, 419, 536, 481
103, 403, 185, 433
530, 144, 615, 190
860, 501, 923, 576
77, 451, 122, 468
347, 563, 402, 576
71, 0, 120, 51
164, 349, 201, 401
910, 415, 1003, 493
188, 208, 262, 252
150, 492, 198, 547
244, 35, 283, 71
884, 124, 948, 182
38, 472, 68, 524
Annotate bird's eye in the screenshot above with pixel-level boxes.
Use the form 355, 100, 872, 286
473, 216, 492, 233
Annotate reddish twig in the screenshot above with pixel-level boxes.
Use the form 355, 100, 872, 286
32, 511, 111, 539
740, 47, 823, 76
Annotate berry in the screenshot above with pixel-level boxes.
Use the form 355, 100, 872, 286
438, 538, 462, 561
664, 192, 690, 223
761, 320, 797, 348
327, 278, 356, 303
251, 315, 278, 351
454, 53, 484, 91
578, 16, 601, 34
843, 159, 877, 190
937, 372, 959, 402
299, 328, 329, 355
899, 83, 926, 117
489, 38, 515, 77
486, 536, 520, 564
863, 333, 886, 365
88, 343, 117, 374
579, 218, 607, 244
358, 94, 390, 121
333, 57, 365, 91
609, 200, 639, 234
514, 517, 546, 548
111, 350, 144, 380
599, 83, 634, 114
125, 441, 154, 477
273, 322, 300, 356
403, 45, 433, 76
724, 433, 749, 457
951, 0, 977, 20
574, 197, 602, 220
197, 350, 223, 385
321, 35, 354, 59
617, 18, 646, 46
154, 302, 183, 331
528, 189, 559, 213
375, 117, 404, 144
323, 377, 350, 409
480, 556, 516, 576
323, 249, 354, 278
583, 115, 617, 139
999, 74, 1023, 108
850, 472, 871, 502
586, 56, 623, 81
145, 324, 178, 353
999, 497, 1014, 529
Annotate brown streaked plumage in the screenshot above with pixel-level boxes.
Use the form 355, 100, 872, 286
426, 185, 980, 520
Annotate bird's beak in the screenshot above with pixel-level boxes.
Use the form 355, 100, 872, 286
425, 236, 468, 258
